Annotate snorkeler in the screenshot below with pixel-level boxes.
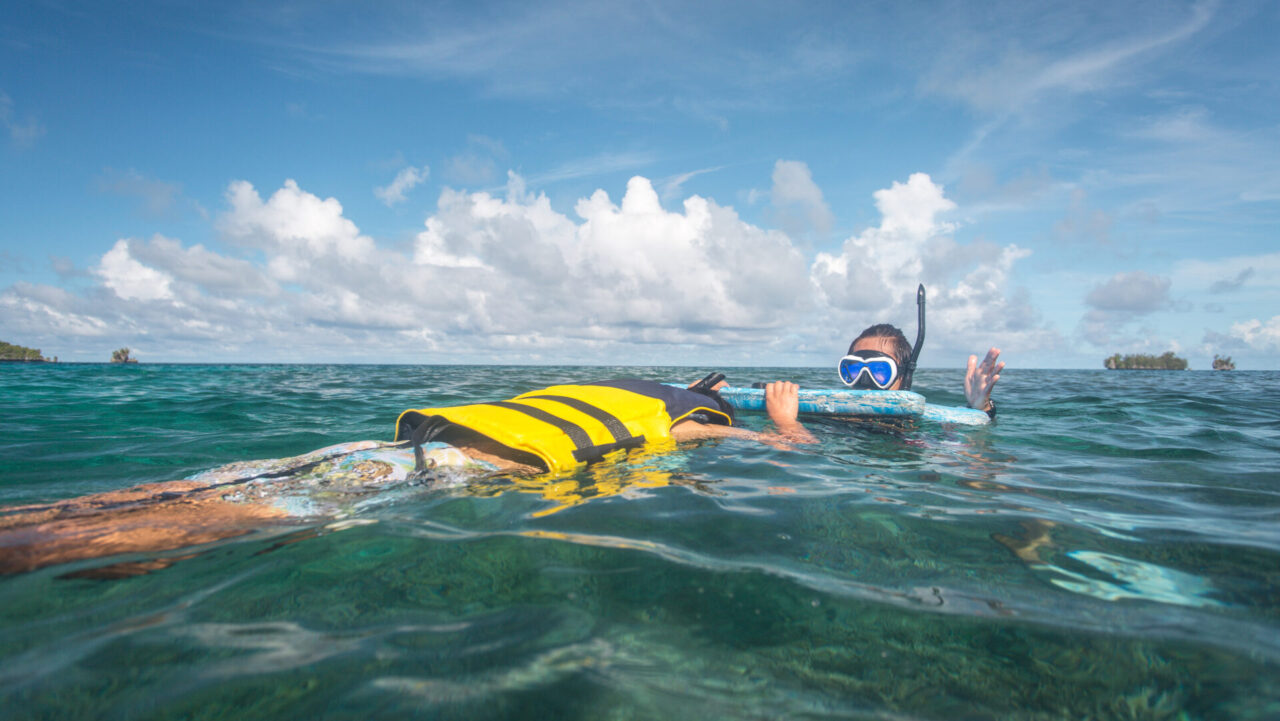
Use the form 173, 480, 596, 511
395, 378, 814, 476
0, 379, 812, 576
837, 285, 1003, 418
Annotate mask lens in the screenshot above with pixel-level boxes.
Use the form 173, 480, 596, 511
869, 361, 894, 387
839, 359, 864, 385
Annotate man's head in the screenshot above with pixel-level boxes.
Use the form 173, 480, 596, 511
843, 324, 911, 390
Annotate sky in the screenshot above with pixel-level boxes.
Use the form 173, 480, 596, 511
1, 0, 1277, 369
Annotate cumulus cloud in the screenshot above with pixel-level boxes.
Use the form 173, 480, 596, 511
412, 172, 811, 343
3, 170, 1049, 363
96, 240, 174, 302
770, 160, 833, 236
127, 235, 277, 297
220, 179, 376, 278
1201, 316, 1280, 356
0, 283, 109, 337
810, 172, 1048, 356
1224, 316, 1280, 352
1078, 270, 1174, 347
1085, 271, 1171, 312
374, 165, 429, 206
812, 173, 958, 311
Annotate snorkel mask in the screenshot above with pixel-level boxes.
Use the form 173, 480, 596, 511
838, 351, 900, 389
838, 284, 926, 391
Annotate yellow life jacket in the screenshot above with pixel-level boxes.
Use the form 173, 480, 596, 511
394, 380, 733, 474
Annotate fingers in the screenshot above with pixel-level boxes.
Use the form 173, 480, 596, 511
763, 381, 811, 441
985, 373, 1001, 395
981, 347, 1001, 372
764, 381, 800, 420
764, 380, 799, 401
985, 361, 1005, 394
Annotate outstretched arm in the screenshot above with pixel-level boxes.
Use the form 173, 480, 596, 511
965, 347, 1004, 412
672, 381, 815, 446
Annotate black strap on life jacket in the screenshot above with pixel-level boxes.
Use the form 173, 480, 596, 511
522, 394, 637, 444
410, 415, 453, 474
486, 399, 646, 464
685, 371, 736, 424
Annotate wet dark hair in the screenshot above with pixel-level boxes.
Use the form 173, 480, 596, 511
847, 324, 912, 366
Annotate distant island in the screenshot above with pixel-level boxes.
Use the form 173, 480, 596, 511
1, 340, 55, 363
1104, 351, 1188, 370
1212, 354, 1235, 371
111, 347, 139, 364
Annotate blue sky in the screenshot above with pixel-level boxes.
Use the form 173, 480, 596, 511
1, 0, 1277, 368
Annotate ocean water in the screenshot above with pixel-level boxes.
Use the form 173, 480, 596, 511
1, 363, 1277, 720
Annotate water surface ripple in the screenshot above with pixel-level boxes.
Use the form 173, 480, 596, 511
1, 364, 1277, 720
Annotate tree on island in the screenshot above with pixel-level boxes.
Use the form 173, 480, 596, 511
1212, 354, 1236, 371
0, 340, 51, 362
1104, 351, 1188, 370
110, 347, 138, 364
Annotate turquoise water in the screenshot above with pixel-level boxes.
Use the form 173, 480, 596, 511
1, 364, 1278, 720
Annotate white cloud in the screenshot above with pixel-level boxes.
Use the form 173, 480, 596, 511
873, 173, 957, 238
4, 171, 1052, 363
127, 235, 277, 297
812, 173, 957, 311
95, 240, 175, 302
770, 160, 833, 235
1085, 271, 1171, 312
1078, 271, 1176, 348
810, 173, 1046, 357
374, 165, 429, 206
411, 172, 811, 340
0, 284, 108, 336
220, 179, 376, 276
1226, 316, 1280, 352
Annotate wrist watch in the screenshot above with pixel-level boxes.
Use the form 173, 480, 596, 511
984, 400, 997, 420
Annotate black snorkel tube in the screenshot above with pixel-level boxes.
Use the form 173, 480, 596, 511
900, 284, 926, 391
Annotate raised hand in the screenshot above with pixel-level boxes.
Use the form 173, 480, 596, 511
965, 347, 1004, 411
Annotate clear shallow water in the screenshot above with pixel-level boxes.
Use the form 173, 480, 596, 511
1, 364, 1278, 720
